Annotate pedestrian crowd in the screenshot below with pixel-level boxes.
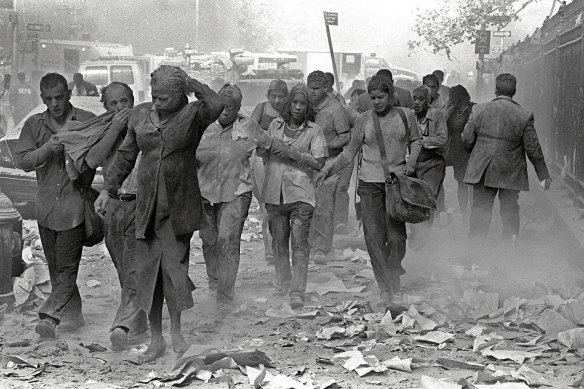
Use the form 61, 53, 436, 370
13, 65, 551, 363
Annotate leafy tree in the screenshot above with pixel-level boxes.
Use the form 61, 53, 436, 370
409, 0, 540, 59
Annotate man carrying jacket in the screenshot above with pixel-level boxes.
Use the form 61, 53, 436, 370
462, 73, 551, 240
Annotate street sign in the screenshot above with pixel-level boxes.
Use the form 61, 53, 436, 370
493, 31, 512, 38
475, 30, 491, 55
8, 12, 17, 24
323, 11, 338, 26
27, 23, 51, 32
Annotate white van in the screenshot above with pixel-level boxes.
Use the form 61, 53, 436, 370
78, 58, 152, 103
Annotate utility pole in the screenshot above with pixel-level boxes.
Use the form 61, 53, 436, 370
323, 11, 340, 93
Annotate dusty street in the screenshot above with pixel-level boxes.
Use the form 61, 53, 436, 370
2, 172, 584, 389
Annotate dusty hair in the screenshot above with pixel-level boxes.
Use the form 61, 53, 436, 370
281, 84, 316, 125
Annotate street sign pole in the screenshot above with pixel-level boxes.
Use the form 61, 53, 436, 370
323, 11, 340, 94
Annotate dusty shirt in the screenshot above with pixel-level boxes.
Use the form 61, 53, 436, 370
324, 108, 422, 183
197, 115, 255, 204
314, 96, 350, 159
14, 106, 97, 230
262, 117, 328, 207
416, 108, 448, 160
429, 94, 447, 110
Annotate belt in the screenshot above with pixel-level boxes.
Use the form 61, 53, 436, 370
111, 193, 136, 201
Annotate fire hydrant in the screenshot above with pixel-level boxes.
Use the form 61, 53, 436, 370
0, 192, 23, 309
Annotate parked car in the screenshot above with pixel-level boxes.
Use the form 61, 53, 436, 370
0, 96, 106, 219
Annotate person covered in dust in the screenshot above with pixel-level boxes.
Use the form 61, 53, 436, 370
14, 73, 97, 339
444, 85, 474, 214
423, 73, 447, 111
259, 84, 328, 309
78, 82, 148, 351
461, 73, 551, 241
408, 86, 447, 250
314, 75, 422, 307
432, 70, 451, 105
250, 79, 289, 265
306, 70, 351, 264
197, 84, 256, 318
96, 65, 223, 363
325, 72, 347, 106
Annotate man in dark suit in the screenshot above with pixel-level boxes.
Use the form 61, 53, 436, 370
462, 73, 551, 240
69, 73, 99, 97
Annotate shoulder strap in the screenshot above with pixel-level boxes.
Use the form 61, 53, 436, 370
371, 111, 392, 180
396, 107, 408, 130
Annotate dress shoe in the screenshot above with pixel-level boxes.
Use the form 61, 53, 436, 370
110, 327, 129, 352
59, 315, 85, 332
35, 318, 57, 339
135, 337, 166, 364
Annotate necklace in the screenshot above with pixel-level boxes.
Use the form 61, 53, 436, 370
456, 106, 468, 116
286, 122, 304, 132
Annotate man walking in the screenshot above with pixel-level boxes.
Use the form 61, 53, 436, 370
84, 82, 148, 350
462, 73, 551, 240
15, 73, 96, 338
307, 70, 350, 263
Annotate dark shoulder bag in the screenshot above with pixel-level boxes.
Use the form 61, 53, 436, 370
74, 179, 104, 247
372, 109, 437, 224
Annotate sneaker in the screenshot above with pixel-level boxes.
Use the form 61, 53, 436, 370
59, 315, 85, 332
110, 327, 129, 352
35, 318, 57, 339
290, 293, 304, 309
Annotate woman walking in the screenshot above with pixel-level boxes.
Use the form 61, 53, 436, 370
315, 76, 422, 306
96, 65, 223, 363
260, 84, 328, 308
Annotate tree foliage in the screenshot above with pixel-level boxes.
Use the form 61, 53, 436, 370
409, 0, 540, 59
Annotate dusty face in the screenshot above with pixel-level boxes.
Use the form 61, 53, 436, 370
267, 90, 287, 112
290, 92, 308, 124
151, 84, 183, 114
104, 84, 133, 111
307, 79, 327, 106
369, 89, 392, 114
218, 97, 241, 126
424, 79, 440, 100
41, 83, 72, 121
413, 90, 430, 114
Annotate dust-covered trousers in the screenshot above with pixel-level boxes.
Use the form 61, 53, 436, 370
200, 192, 252, 304
358, 181, 407, 294
266, 202, 313, 296
38, 223, 85, 323
334, 160, 354, 227
104, 197, 147, 331
309, 173, 340, 256
469, 176, 520, 238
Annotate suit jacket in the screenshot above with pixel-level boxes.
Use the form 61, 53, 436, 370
461, 95, 550, 191
104, 81, 223, 238
356, 85, 414, 113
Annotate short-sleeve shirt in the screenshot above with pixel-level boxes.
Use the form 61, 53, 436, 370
314, 96, 350, 159
197, 115, 255, 204
262, 117, 328, 207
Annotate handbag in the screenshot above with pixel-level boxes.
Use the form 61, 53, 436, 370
372, 109, 437, 224
78, 185, 104, 247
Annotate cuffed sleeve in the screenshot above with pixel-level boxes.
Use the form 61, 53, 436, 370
14, 120, 51, 172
